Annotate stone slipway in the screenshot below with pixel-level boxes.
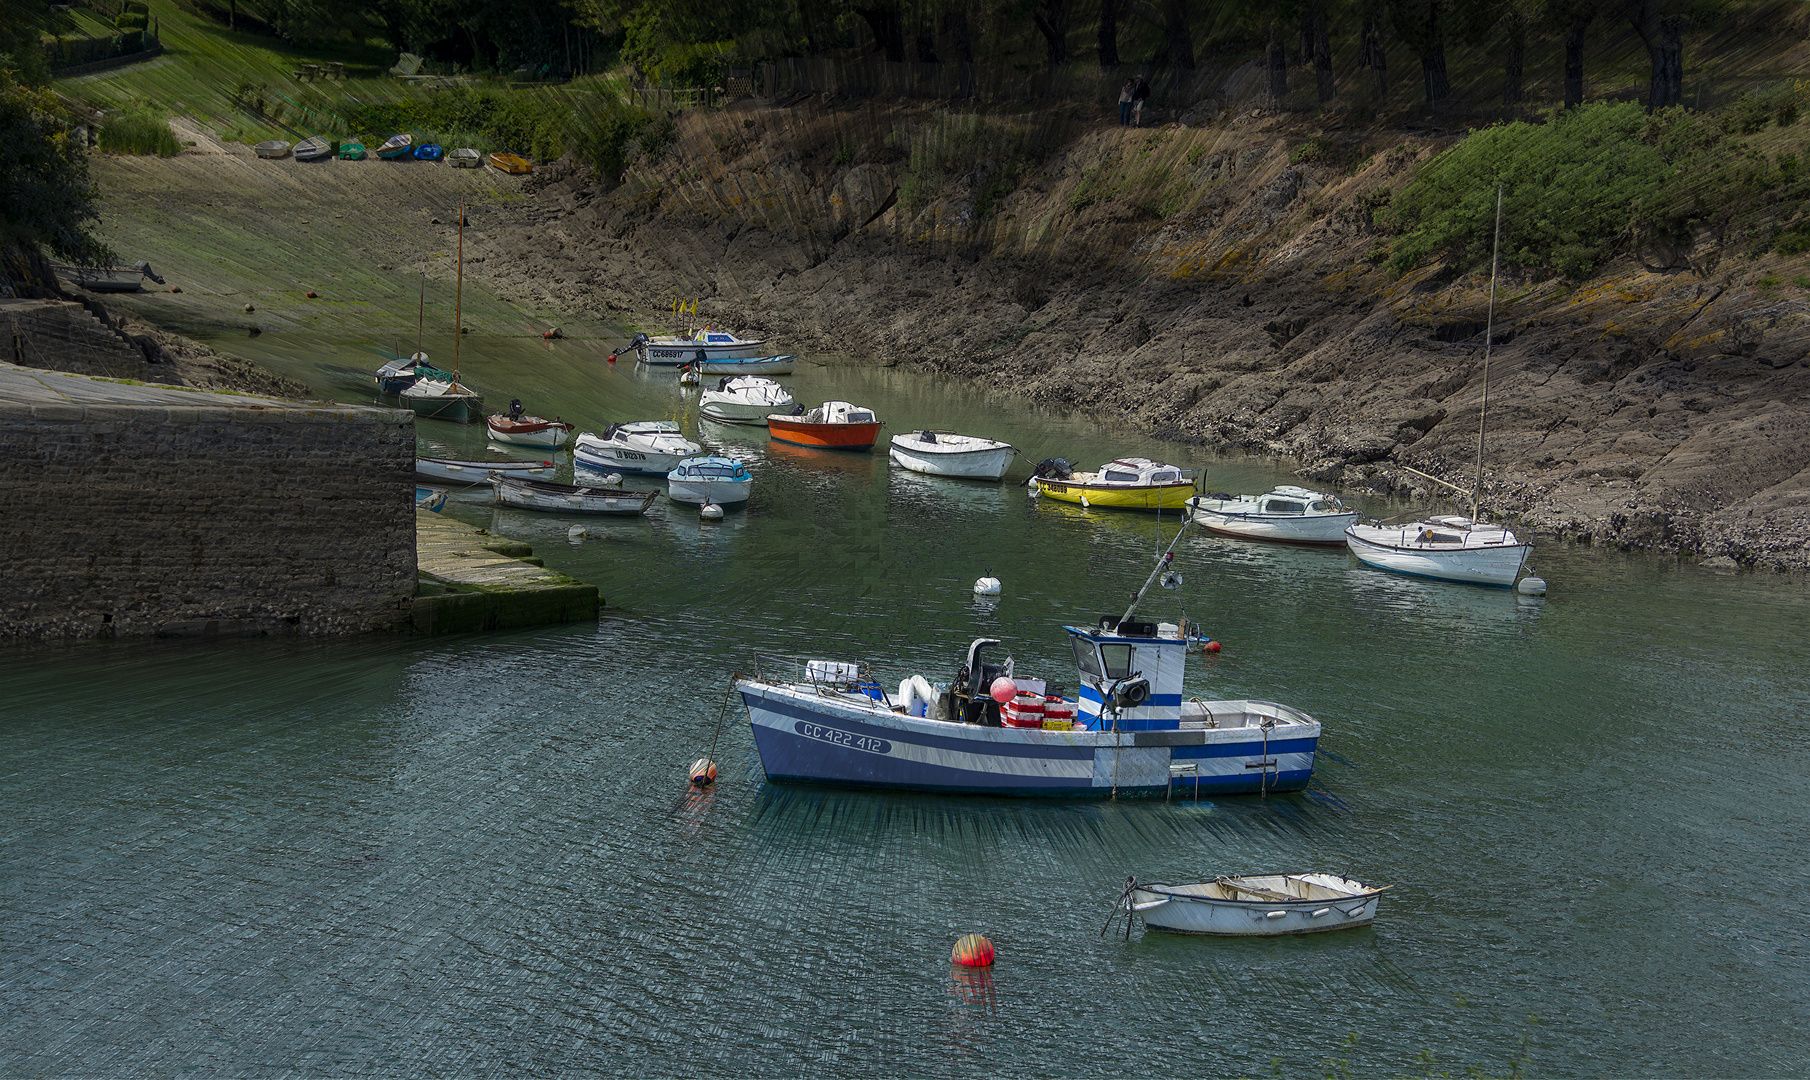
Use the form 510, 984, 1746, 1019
413, 510, 598, 634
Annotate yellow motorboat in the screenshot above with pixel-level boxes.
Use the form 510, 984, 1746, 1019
1032, 456, 1197, 511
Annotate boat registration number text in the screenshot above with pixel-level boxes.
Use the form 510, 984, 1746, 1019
794, 721, 891, 755
1044, 483, 1068, 493
617, 450, 645, 460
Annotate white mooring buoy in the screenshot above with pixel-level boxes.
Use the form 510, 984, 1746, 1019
700, 502, 725, 521
1517, 575, 1548, 596
567, 525, 588, 541
973, 576, 1002, 596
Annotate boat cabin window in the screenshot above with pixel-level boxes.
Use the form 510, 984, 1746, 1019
846, 411, 875, 423
1310, 500, 1335, 512
1099, 643, 1134, 679
1072, 637, 1103, 679
1152, 471, 1178, 482
1265, 499, 1306, 514
1103, 470, 1138, 482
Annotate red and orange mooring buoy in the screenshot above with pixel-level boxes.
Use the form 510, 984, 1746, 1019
951, 933, 994, 967
1203, 639, 1222, 653
688, 757, 718, 786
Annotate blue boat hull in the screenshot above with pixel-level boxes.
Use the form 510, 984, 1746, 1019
739, 682, 1316, 799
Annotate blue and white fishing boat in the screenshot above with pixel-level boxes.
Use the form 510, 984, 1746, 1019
667, 455, 752, 505
733, 523, 1322, 797
695, 354, 796, 376
628, 329, 768, 366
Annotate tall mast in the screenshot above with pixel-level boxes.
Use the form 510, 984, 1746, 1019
1120, 517, 1194, 625
415, 272, 425, 358
1472, 183, 1503, 523
452, 197, 464, 385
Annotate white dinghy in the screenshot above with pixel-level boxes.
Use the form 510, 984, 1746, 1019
888, 430, 1015, 480
1113, 873, 1389, 936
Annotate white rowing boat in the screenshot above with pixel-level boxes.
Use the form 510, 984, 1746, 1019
1119, 873, 1389, 936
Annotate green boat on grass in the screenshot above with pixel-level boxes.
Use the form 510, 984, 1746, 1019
338, 141, 366, 160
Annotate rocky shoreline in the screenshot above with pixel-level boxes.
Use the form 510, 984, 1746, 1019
450, 100, 1809, 573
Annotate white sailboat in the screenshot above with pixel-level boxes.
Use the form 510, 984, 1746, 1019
1345, 185, 1534, 589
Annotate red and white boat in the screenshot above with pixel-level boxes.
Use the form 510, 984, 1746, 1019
486, 413, 575, 448
766, 400, 882, 451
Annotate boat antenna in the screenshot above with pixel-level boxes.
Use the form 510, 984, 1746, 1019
452, 196, 463, 387
1120, 516, 1194, 625
1472, 183, 1503, 524
415, 271, 425, 359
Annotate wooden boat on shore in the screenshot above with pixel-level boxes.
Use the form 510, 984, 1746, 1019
56, 261, 165, 293
416, 457, 554, 485
1187, 485, 1357, 546
377, 133, 414, 159
449, 147, 482, 168
666, 456, 752, 506
767, 400, 881, 451
487, 152, 531, 175
414, 143, 444, 161
699, 375, 793, 426
293, 135, 331, 161
491, 474, 656, 516
338, 141, 366, 160
1119, 874, 1389, 936
253, 140, 292, 159
889, 430, 1014, 480
487, 412, 575, 447
1033, 457, 1197, 511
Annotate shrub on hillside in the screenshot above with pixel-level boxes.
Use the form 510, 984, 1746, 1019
1387, 102, 1797, 278
97, 107, 179, 157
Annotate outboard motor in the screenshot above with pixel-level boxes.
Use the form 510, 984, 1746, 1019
1033, 457, 1074, 481
508, 398, 523, 419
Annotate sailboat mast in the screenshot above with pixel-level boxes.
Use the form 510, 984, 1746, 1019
415, 272, 425, 358
452, 197, 463, 385
1472, 183, 1504, 523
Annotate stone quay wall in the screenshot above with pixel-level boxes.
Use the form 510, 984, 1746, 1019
1, 399, 418, 640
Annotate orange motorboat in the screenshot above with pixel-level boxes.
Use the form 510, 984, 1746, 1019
766, 400, 882, 451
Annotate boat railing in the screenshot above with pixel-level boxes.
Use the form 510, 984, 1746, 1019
750, 653, 873, 690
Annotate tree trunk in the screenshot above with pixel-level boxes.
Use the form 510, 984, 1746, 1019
856, 5, 907, 63
1420, 39, 1449, 110
1361, 12, 1387, 99
944, 9, 974, 96
1266, 29, 1287, 106
1031, 0, 1072, 70
1311, 5, 1333, 104
1631, 3, 1686, 110
1563, 17, 1588, 108
1162, 0, 1194, 69
1503, 7, 1525, 105
229, 0, 236, 30
1098, 0, 1121, 69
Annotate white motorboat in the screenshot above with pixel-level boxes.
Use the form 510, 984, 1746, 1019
1345, 516, 1531, 586
888, 430, 1015, 480
1187, 485, 1358, 546
696, 354, 796, 376
572, 421, 702, 475
490, 474, 655, 516
629, 329, 767, 365
1119, 874, 1389, 936
699, 376, 794, 426
666, 456, 753, 506
416, 456, 554, 485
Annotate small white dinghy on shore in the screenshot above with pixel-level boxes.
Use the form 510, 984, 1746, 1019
1109, 873, 1389, 937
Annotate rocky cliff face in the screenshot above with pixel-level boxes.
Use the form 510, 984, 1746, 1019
470, 98, 1810, 571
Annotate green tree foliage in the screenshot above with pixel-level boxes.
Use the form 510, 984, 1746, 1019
1387, 101, 1805, 277
0, 68, 107, 263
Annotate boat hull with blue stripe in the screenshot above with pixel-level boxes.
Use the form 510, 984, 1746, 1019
735, 619, 1320, 798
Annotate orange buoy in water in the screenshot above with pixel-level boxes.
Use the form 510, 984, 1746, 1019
1204, 640, 1222, 653
952, 934, 994, 967
688, 758, 718, 786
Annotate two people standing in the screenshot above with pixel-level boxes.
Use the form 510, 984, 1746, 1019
1118, 75, 1151, 127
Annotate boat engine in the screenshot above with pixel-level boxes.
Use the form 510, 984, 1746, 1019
1033, 457, 1074, 480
